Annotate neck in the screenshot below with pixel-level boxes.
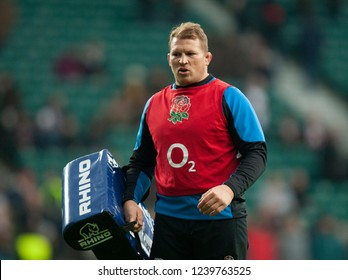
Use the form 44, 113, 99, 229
174, 74, 213, 89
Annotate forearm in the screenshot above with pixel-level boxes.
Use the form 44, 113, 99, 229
122, 121, 157, 203
224, 141, 267, 198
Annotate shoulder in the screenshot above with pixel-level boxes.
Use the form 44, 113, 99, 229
150, 84, 173, 100
223, 85, 250, 106
145, 84, 173, 113
212, 78, 231, 88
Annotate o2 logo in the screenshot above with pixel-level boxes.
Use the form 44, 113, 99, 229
167, 143, 196, 172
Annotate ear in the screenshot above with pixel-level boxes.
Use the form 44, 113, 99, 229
205, 52, 213, 66
167, 53, 171, 66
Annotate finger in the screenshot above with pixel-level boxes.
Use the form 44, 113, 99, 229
209, 209, 218, 216
137, 208, 144, 225
134, 209, 144, 232
202, 200, 227, 216
200, 200, 220, 215
198, 189, 214, 203
132, 223, 143, 233
198, 198, 215, 213
125, 212, 136, 223
197, 192, 215, 209
129, 216, 143, 233
209, 204, 226, 216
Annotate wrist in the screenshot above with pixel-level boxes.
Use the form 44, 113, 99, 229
220, 184, 234, 200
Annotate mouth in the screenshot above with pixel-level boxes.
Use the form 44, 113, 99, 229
178, 67, 189, 74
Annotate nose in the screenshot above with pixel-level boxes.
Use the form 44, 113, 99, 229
179, 54, 188, 64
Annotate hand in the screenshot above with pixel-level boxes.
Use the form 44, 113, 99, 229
197, 185, 234, 216
123, 200, 143, 232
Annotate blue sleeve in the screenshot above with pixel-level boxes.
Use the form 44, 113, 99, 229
223, 86, 265, 142
133, 171, 152, 203
222, 86, 267, 204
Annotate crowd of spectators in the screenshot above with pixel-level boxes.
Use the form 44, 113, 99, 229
0, 0, 347, 260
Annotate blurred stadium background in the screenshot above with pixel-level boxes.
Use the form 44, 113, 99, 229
0, 0, 347, 260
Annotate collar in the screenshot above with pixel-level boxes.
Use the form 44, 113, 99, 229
172, 74, 215, 89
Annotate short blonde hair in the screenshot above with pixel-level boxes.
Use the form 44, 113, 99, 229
168, 22, 209, 52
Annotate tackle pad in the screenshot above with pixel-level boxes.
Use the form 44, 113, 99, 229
62, 149, 153, 259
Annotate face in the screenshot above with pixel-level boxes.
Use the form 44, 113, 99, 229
168, 38, 212, 86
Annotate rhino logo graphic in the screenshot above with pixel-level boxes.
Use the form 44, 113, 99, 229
168, 95, 191, 124
80, 222, 100, 239
78, 222, 112, 249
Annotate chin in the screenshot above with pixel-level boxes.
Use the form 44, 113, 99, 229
176, 81, 190, 86
176, 77, 192, 86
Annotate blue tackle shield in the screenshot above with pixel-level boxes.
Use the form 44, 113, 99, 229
62, 149, 153, 259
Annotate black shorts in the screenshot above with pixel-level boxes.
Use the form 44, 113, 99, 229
150, 213, 248, 260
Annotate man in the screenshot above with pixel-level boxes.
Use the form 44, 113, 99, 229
122, 22, 267, 260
